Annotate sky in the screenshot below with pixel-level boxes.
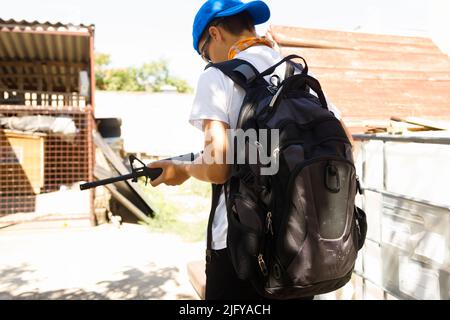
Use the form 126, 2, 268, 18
2, 0, 450, 87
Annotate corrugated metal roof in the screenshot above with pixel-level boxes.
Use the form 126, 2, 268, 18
0, 18, 92, 63
267, 25, 450, 131
0, 19, 93, 35
0, 31, 90, 63
0, 19, 93, 95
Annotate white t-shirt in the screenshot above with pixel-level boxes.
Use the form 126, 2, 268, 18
189, 45, 341, 250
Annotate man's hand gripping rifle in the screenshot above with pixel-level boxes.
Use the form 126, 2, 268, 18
79, 153, 198, 191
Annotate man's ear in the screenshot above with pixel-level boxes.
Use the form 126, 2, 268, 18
209, 26, 224, 42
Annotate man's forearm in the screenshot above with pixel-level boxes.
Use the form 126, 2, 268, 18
182, 155, 231, 185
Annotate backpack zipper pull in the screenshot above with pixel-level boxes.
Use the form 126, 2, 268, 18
258, 254, 268, 276
269, 85, 284, 108
356, 175, 363, 195
266, 211, 273, 235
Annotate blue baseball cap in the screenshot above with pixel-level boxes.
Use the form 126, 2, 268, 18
192, 0, 270, 53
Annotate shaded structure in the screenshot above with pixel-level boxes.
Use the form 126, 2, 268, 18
0, 19, 95, 222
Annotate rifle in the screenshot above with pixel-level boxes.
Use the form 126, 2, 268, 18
80, 152, 198, 191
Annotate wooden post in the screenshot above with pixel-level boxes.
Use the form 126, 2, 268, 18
88, 26, 97, 226
37, 63, 43, 106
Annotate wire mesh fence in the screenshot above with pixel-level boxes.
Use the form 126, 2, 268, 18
0, 101, 93, 216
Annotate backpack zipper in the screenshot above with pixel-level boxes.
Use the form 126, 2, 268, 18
258, 253, 268, 276
258, 212, 274, 278
266, 211, 273, 236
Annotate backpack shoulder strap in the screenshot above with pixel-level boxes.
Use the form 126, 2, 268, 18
285, 61, 311, 95
285, 61, 295, 80
258, 54, 308, 80
205, 59, 263, 91
206, 183, 223, 263
284, 60, 305, 79
204, 60, 261, 261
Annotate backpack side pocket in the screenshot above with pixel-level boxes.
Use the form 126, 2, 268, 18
354, 206, 367, 250
226, 194, 264, 280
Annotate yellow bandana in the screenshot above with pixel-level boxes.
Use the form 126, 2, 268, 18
228, 36, 274, 60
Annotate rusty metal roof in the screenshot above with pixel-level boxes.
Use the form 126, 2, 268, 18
267, 25, 450, 131
0, 19, 94, 95
0, 18, 93, 33
0, 18, 93, 63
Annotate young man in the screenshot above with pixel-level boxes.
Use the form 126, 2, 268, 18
149, 0, 352, 300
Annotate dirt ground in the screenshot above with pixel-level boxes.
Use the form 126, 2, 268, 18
0, 219, 205, 300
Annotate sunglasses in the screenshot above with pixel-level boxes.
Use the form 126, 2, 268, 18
199, 18, 225, 63
200, 32, 212, 63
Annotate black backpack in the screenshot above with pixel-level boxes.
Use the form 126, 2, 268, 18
205, 54, 367, 299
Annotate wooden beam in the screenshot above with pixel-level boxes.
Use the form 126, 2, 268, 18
88, 31, 96, 226
0, 60, 88, 68
269, 25, 436, 48
390, 116, 450, 131
0, 77, 9, 90
0, 65, 15, 88
0, 73, 78, 79
89, 32, 95, 108
0, 104, 87, 112
0, 82, 78, 93
18, 65, 24, 91
308, 67, 450, 82
42, 63, 52, 92
0, 27, 90, 37
0, 88, 81, 97
281, 47, 450, 72
92, 130, 157, 217
36, 62, 44, 106
94, 165, 150, 223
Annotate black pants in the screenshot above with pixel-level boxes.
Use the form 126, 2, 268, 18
205, 248, 314, 300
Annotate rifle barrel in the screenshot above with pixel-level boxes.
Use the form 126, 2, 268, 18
80, 172, 139, 190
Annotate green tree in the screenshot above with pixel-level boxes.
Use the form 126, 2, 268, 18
166, 76, 193, 93
94, 53, 111, 90
94, 53, 192, 93
106, 68, 142, 91
137, 60, 169, 91
95, 53, 111, 67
